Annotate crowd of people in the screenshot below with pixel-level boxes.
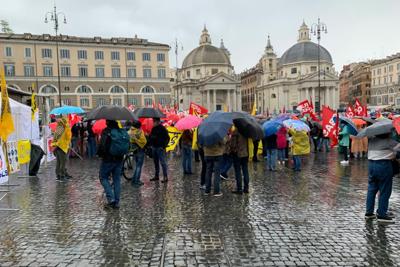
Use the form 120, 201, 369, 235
49, 112, 398, 224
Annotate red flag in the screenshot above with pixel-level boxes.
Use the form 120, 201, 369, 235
354, 98, 364, 116
322, 106, 339, 147
297, 100, 319, 121
393, 117, 400, 134
189, 102, 208, 116
309, 97, 314, 109
158, 103, 164, 112
345, 105, 355, 118
363, 105, 368, 117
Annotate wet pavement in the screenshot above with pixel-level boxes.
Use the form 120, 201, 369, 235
0, 152, 399, 266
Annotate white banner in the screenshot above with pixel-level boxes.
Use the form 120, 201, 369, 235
47, 137, 56, 162
0, 142, 9, 184
6, 141, 20, 174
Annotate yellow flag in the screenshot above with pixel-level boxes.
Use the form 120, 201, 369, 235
192, 127, 198, 150
251, 95, 257, 116
166, 126, 182, 152
31, 89, 38, 121
0, 68, 15, 141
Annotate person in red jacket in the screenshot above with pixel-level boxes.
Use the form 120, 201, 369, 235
276, 127, 288, 165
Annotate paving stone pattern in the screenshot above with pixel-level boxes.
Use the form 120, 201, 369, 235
0, 152, 399, 266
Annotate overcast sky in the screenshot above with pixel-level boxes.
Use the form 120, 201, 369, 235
1, 0, 399, 73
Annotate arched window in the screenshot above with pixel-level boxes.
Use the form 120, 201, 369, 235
40, 85, 58, 94
141, 86, 155, 94
110, 85, 125, 94
76, 85, 93, 94
389, 88, 394, 94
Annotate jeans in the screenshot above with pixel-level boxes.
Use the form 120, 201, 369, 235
293, 155, 301, 171
152, 147, 168, 178
266, 149, 277, 170
340, 146, 348, 161
54, 148, 67, 177
312, 137, 320, 151
277, 149, 286, 161
233, 156, 249, 192
194, 150, 200, 162
132, 149, 145, 184
199, 148, 206, 186
220, 154, 233, 177
366, 160, 393, 217
87, 137, 97, 158
205, 156, 222, 194
318, 138, 330, 152
182, 145, 193, 173
99, 160, 123, 205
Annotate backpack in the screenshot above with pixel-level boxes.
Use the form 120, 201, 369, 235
109, 128, 130, 157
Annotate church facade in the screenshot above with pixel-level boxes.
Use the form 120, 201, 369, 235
174, 27, 241, 112
256, 22, 339, 113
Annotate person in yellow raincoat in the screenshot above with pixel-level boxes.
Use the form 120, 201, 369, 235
289, 129, 310, 172
52, 117, 72, 181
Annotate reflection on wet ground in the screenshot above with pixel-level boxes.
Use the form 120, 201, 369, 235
0, 152, 399, 266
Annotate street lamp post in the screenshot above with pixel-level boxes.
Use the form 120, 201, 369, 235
45, 5, 67, 107
311, 18, 327, 113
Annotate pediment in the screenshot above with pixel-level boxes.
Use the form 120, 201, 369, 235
202, 72, 238, 84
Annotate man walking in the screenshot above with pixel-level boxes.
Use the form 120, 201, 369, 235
204, 138, 226, 197
149, 118, 170, 183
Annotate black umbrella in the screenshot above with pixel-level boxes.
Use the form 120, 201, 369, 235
233, 117, 264, 140
134, 107, 166, 118
87, 105, 138, 120
357, 120, 393, 138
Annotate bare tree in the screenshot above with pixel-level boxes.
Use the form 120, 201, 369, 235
0, 20, 13, 33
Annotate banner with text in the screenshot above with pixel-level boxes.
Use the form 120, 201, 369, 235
0, 142, 9, 184
17, 139, 31, 165
166, 126, 182, 152
6, 141, 19, 173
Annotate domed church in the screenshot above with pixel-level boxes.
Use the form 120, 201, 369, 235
175, 26, 241, 111
257, 22, 339, 113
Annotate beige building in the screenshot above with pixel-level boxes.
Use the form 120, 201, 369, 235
256, 22, 339, 113
174, 27, 241, 111
240, 65, 261, 112
370, 53, 400, 109
0, 33, 171, 110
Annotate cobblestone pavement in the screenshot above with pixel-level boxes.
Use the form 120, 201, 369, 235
0, 152, 399, 266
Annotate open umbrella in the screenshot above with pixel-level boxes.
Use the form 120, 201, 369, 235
87, 105, 138, 121
283, 119, 311, 132
198, 111, 233, 146
175, 115, 202, 131
354, 116, 375, 125
50, 105, 85, 115
233, 117, 264, 140
134, 107, 166, 118
262, 120, 282, 137
352, 118, 367, 127
92, 119, 107, 135
339, 116, 358, 135
357, 120, 394, 138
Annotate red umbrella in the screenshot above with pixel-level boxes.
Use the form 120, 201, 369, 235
140, 118, 153, 134
92, 119, 107, 135
49, 122, 57, 132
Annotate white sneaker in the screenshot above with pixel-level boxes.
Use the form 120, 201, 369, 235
340, 160, 349, 165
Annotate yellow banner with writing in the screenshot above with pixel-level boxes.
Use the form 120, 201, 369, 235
166, 126, 182, 152
17, 139, 31, 164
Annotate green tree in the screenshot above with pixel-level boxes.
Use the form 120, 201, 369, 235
0, 20, 13, 33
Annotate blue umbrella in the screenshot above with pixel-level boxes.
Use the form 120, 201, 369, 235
339, 116, 358, 136
198, 111, 233, 146
50, 105, 85, 115
262, 120, 282, 137
283, 119, 311, 132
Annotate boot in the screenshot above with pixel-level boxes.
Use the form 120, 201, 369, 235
150, 176, 159, 181
161, 176, 168, 183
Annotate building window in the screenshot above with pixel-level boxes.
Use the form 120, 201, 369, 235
95, 51, 104, 60
62, 98, 72, 106
5, 47, 12, 57
42, 48, 52, 58
211, 68, 218, 74
77, 50, 87, 60
384, 77, 387, 84
143, 68, 152, 78
64, 86, 70, 92
80, 98, 90, 108
158, 68, 166, 78
77, 85, 92, 93
310, 66, 317, 72
142, 53, 151, 61
127, 67, 136, 78
4, 64, 15, 76
95, 66, 104, 78
159, 97, 167, 105
112, 67, 121, 78
397, 63, 400, 71
128, 97, 138, 106
111, 51, 120, 61
389, 65, 393, 72
390, 76, 393, 83
127, 52, 135, 61
112, 98, 122, 106
142, 86, 155, 93
291, 67, 297, 74
25, 47, 31, 58
97, 98, 107, 107
41, 85, 57, 94
157, 53, 165, 62
78, 65, 88, 77
43, 65, 53, 77
60, 65, 71, 77
24, 65, 35, 77
196, 69, 201, 75
144, 98, 153, 106
60, 49, 70, 59
377, 69, 381, 75
110, 85, 124, 93
49, 98, 55, 108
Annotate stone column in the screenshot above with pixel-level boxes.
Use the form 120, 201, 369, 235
312, 87, 316, 105
233, 89, 237, 111
227, 89, 231, 112
332, 87, 336, 109
207, 90, 210, 110
305, 88, 309, 101
213, 89, 217, 111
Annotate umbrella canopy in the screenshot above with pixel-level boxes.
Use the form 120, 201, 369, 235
175, 115, 202, 131
357, 120, 394, 138
87, 105, 138, 121
134, 107, 166, 118
283, 119, 311, 132
354, 116, 375, 125
262, 120, 283, 137
198, 111, 233, 146
339, 116, 358, 135
352, 118, 367, 126
233, 117, 264, 140
92, 119, 107, 135
50, 105, 85, 115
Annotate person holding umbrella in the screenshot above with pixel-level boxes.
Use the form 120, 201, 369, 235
149, 118, 170, 183
181, 129, 193, 174
128, 121, 147, 187
289, 129, 310, 172
52, 116, 72, 181
339, 123, 351, 165
227, 127, 249, 194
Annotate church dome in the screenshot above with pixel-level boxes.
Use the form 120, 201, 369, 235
182, 26, 231, 68
279, 41, 332, 66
